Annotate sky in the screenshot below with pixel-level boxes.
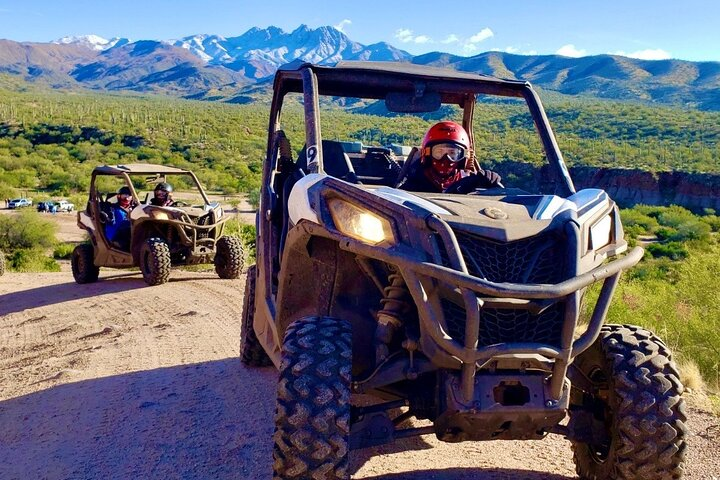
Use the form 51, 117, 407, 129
1, 0, 719, 62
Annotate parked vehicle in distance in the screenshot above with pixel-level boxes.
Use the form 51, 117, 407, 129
55, 200, 75, 212
8, 198, 32, 208
37, 201, 54, 212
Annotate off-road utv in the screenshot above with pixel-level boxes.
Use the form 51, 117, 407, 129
241, 62, 686, 479
72, 164, 243, 286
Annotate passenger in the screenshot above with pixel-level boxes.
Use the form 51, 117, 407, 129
150, 182, 174, 206
106, 186, 134, 250
397, 121, 502, 193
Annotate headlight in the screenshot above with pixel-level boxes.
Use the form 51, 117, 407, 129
589, 215, 613, 250
327, 198, 396, 245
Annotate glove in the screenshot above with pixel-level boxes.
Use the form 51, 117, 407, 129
443, 169, 503, 194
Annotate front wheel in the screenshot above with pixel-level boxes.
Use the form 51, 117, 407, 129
140, 237, 171, 286
570, 324, 687, 480
273, 316, 351, 480
214, 236, 244, 279
71, 243, 99, 284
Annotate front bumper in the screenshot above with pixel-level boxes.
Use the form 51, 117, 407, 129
297, 216, 644, 404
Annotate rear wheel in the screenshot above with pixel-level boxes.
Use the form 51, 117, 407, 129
273, 316, 351, 480
240, 265, 272, 366
140, 237, 171, 286
214, 236, 244, 279
570, 324, 687, 480
71, 243, 99, 284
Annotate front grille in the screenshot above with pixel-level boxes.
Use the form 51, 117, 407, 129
436, 229, 570, 348
442, 299, 565, 347
454, 231, 566, 284
196, 212, 214, 239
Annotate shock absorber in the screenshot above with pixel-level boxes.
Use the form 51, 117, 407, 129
375, 270, 411, 362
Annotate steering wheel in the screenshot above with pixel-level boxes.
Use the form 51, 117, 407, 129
171, 200, 188, 207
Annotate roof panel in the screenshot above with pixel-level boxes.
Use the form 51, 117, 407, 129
92, 164, 191, 175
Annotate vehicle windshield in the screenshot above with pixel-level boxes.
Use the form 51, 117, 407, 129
277, 90, 549, 195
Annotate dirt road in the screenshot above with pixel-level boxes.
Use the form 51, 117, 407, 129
0, 210, 718, 479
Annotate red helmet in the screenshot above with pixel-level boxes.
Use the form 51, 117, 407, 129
421, 121, 471, 190
422, 121, 470, 152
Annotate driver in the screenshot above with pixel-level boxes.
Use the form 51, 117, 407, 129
397, 121, 502, 193
150, 182, 174, 206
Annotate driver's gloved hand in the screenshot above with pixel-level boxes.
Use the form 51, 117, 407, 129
443, 169, 503, 194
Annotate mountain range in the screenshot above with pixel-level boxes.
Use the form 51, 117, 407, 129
1, 24, 719, 111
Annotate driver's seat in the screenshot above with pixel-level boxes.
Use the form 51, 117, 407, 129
297, 140, 359, 184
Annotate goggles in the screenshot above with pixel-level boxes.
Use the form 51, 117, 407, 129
118, 193, 132, 200
430, 142, 466, 162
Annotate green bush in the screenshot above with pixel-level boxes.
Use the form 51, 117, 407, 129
647, 241, 689, 260
620, 208, 660, 235
53, 242, 75, 259
0, 210, 57, 250
8, 248, 60, 272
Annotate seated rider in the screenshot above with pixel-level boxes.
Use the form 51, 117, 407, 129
396, 121, 502, 193
150, 182, 173, 206
105, 186, 134, 250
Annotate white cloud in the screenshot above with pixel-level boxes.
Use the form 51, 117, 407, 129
611, 48, 671, 60
556, 44, 587, 57
441, 34, 459, 44
394, 28, 433, 44
334, 19, 352, 33
394, 28, 413, 43
469, 28, 494, 44
463, 43, 478, 54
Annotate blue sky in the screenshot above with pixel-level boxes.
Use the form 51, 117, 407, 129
1, 0, 719, 62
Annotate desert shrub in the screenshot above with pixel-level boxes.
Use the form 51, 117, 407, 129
620, 208, 659, 235
246, 188, 260, 209
655, 226, 678, 240
646, 241, 688, 260
53, 242, 75, 259
0, 210, 57, 250
655, 205, 699, 229
8, 248, 60, 272
700, 214, 720, 232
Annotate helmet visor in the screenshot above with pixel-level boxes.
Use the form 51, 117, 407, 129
430, 143, 465, 162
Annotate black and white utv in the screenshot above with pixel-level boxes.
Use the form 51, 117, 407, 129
240, 61, 686, 480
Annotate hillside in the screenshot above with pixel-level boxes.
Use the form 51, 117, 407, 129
1, 25, 719, 110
